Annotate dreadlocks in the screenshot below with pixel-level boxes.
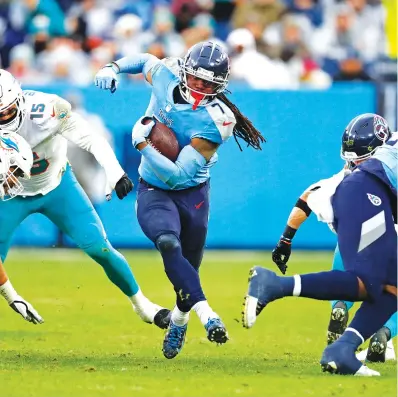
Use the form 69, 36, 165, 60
217, 92, 266, 151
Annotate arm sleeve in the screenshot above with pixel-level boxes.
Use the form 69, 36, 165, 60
60, 112, 125, 188
114, 54, 161, 77
140, 144, 207, 189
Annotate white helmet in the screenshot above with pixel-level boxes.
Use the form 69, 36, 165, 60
0, 133, 33, 200
0, 69, 26, 134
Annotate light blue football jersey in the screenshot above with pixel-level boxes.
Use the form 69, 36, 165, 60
359, 132, 397, 196
138, 58, 236, 190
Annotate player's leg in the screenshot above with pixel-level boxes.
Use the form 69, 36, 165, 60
41, 166, 168, 327
319, 172, 397, 375
0, 196, 34, 261
357, 311, 397, 362
327, 244, 353, 345
243, 172, 396, 327
177, 183, 228, 344
136, 181, 209, 358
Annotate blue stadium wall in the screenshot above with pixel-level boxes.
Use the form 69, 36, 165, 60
13, 83, 376, 249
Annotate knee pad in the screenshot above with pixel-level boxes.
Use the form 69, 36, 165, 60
156, 234, 180, 254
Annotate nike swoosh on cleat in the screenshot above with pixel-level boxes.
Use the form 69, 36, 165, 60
223, 121, 232, 126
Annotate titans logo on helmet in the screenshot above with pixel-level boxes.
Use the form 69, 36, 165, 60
373, 115, 389, 142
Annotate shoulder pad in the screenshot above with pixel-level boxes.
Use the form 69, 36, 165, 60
205, 99, 236, 142
161, 57, 182, 77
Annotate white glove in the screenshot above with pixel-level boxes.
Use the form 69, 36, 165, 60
94, 64, 119, 93
10, 296, 44, 324
132, 116, 155, 148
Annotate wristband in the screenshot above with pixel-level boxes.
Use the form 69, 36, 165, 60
282, 225, 297, 240
0, 280, 18, 304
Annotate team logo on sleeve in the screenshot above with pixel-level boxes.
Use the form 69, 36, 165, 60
373, 116, 389, 142
367, 193, 382, 206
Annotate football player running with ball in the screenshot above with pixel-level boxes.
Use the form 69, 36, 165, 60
272, 114, 397, 363
0, 133, 43, 324
0, 70, 169, 330
243, 114, 397, 376
95, 41, 265, 359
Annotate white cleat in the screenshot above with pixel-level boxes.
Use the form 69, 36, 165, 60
354, 365, 380, 377
132, 301, 162, 324
242, 295, 259, 329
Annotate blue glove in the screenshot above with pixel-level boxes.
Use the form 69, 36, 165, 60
94, 64, 119, 93
132, 116, 155, 148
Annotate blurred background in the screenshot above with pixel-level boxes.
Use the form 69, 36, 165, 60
1, 0, 396, 250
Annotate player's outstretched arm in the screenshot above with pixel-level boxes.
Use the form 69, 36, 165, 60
94, 54, 160, 92
60, 107, 133, 200
132, 117, 218, 189
272, 188, 314, 274
0, 260, 44, 324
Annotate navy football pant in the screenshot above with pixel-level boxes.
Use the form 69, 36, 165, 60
136, 180, 209, 311
332, 170, 397, 300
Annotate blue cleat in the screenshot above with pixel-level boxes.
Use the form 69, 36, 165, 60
320, 335, 380, 376
205, 317, 229, 344
162, 320, 188, 359
242, 266, 284, 329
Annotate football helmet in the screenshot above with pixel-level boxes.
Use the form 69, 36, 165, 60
0, 133, 33, 200
179, 41, 230, 109
0, 69, 26, 134
341, 113, 391, 168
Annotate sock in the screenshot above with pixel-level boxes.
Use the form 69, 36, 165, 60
192, 301, 218, 325
279, 270, 360, 301
129, 289, 147, 307
337, 328, 364, 350
384, 311, 397, 339
171, 306, 190, 326
349, 292, 397, 341
85, 241, 139, 296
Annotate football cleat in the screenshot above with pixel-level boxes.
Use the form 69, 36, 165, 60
154, 308, 171, 330
162, 320, 188, 359
205, 318, 229, 344
327, 301, 349, 345
357, 338, 396, 362
357, 327, 395, 363
242, 266, 283, 329
133, 300, 171, 330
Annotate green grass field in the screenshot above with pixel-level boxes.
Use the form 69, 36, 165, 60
0, 249, 396, 397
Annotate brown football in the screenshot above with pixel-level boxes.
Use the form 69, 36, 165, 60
146, 119, 180, 162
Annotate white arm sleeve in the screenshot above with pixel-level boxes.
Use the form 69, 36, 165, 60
60, 112, 125, 188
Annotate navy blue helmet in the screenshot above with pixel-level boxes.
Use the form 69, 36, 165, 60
180, 41, 230, 108
341, 113, 391, 166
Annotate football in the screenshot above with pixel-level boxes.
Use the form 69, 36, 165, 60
145, 118, 180, 162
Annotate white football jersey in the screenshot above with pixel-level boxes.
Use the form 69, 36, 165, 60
16, 90, 125, 197
18, 90, 70, 196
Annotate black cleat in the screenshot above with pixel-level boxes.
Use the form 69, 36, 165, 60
327, 301, 349, 345
154, 308, 171, 330
366, 327, 390, 363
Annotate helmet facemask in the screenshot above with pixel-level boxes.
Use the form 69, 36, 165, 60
179, 56, 229, 110
0, 93, 26, 135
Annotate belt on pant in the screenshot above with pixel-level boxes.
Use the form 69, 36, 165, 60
138, 177, 208, 191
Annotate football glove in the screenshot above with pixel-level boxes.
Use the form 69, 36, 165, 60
131, 116, 154, 148
94, 64, 118, 93
114, 173, 134, 200
10, 296, 44, 324
272, 237, 292, 275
